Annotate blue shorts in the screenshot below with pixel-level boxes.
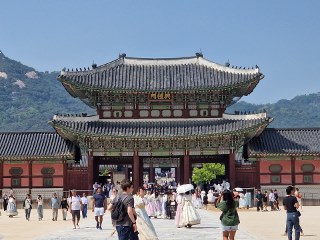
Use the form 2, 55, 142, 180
221, 224, 238, 231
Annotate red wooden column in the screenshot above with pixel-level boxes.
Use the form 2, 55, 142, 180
0, 161, 3, 190
229, 152, 236, 189
87, 152, 94, 192
133, 152, 140, 191
183, 152, 190, 184
63, 159, 68, 191
255, 160, 261, 189
149, 165, 155, 183
291, 156, 296, 186
28, 160, 32, 193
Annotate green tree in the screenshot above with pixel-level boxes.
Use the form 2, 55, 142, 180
192, 163, 225, 185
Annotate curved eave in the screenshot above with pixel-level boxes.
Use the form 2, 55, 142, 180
248, 152, 320, 158
48, 118, 271, 142
0, 154, 74, 161
58, 73, 263, 95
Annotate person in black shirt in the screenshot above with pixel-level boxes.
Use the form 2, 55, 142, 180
283, 186, 300, 240
255, 190, 263, 212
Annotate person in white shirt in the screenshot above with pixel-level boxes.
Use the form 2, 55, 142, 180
81, 193, 88, 218
268, 189, 275, 211
68, 190, 83, 229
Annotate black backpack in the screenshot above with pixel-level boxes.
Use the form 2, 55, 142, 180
111, 195, 129, 222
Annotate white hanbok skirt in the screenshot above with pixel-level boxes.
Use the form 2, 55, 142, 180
182, 200, 201, 226
136, 207, 159, 240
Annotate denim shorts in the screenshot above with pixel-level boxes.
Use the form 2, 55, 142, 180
221, 224, 238, 231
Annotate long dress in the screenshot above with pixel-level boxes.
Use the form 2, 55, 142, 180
134, 195, 159, 240
7, 197, 18, 217
239, 193, 246, 209
182, 194, 201, 226
175, 194, 184, 228
207, 190, 214, 203
145, 194, 156, 217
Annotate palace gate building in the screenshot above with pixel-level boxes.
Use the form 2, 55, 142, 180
1, 53, 320, 202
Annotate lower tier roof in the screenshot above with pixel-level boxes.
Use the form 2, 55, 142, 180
49, 114, 271, 139
0, 132, 77, 160
247, 128, 320, 156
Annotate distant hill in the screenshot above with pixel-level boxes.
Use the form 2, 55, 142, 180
0, 51, 319, 131
226, 93, 320, 128
0, 51, 94, 131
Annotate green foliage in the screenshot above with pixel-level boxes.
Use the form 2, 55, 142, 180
192, 163, 225, 185
0, 52, 94, 131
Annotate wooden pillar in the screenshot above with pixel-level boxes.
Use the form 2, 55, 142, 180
229, 152, 236, 189
133, 152, 140, 191
183, 153, 190, 184
63, 160, 68, 191
178, 157, 184, 185
255, 160, 261, 189
0, 161, 3, 190
149, 165, 155, 183
291, 156, 296, 186
28, 160, 32, 193
88, 152, 94, 191
93, 158, 99, 184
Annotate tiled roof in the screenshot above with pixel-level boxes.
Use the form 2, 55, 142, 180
0, 132, 77, 159
248, 128, 320, 156
58, 55, 263, 92
49, 114, 271, 139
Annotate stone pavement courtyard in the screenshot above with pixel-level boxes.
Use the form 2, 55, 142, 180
0, 206, 319, 239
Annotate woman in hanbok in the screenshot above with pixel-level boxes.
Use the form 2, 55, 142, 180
207, 189, 214, 203
182, 191, 201, 228
161, 193, 168, 218
239, 192, 246, 209
134, 188, 159, 240
175, 193, 184, 228
145, 192, 156, 218
7, 195, 18, 217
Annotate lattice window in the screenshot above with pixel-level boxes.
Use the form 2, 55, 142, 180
43, 178, 53, 187
271, 175, 281, 183
11, 178, 21, 187
303, 175, 313, 183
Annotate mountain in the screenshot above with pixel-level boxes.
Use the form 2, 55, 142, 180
226, 93, 320, 128
0, 51, 94, 132
0, 51, 319, 131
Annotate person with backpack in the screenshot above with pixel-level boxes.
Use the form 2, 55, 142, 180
110, 180, 138, 240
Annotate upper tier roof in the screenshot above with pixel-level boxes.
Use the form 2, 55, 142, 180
58, 54, 263, 92
247, 128, 320, 156
49, 113, 271, 139
0, 132, 77, 160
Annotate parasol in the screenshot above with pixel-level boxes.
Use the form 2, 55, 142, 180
176, 184, 194, 194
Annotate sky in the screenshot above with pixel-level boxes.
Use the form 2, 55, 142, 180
1, 0, 320, 104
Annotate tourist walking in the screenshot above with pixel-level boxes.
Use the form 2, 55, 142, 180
255, 190, 263, 211
7, 194, 18, 217
274, 189, 280, 210
23, 194, 32, 221
51, 192, 59, 221
283, 185, 301, 240
92, 187, 107, 230
111, 180, 138, 240
37, 195, 43, 220
81, 193, 88, 218
269, 189, 275, 210
182, 191, 201, 228
134, 188, 159, 240
217, 190, 240, 240
69, 189, 82, 229
3, 194, 8, 211
60, 196, 69, 220
262, 191, 268, 211
202, 193, 208, 210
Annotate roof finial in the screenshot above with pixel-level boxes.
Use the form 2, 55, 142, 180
195, 52, 203, 58
92, 61, 97, 69
119, 53, 126, 59
225, 60, 230, 67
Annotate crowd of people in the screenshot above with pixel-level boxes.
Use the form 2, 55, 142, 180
0, 182, 304, 240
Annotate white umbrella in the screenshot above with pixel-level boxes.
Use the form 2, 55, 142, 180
235, 187, 244, 192
176, 184, 194, 194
